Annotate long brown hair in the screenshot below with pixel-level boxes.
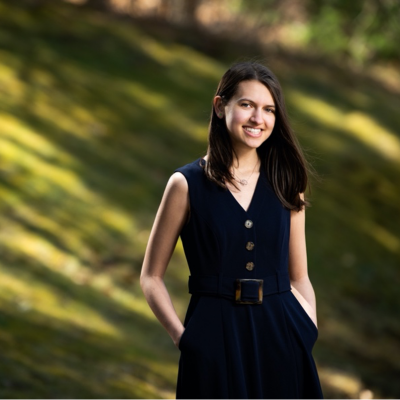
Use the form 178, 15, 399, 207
205, 61, 310, 211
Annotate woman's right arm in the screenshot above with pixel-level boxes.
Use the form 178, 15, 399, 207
140, 172, 189, 348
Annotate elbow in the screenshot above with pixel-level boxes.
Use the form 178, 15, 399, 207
139, 270, 163, 293
139, 271, 149, 292
139, 265, 148, 291
140, 274, 153, 298
289, 274, 311, 285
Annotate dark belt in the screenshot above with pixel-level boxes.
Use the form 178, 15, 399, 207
188, 271, 291, 305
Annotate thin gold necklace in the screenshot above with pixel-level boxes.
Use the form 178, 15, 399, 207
233, 160, 259, 186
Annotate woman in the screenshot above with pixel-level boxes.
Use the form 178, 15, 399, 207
141, 61, 323, 399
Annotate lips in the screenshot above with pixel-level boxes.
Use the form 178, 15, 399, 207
243, 126, 262, 137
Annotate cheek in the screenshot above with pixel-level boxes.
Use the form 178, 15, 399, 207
224, 110, 237, 131
227, 109, 246, 126
266, 114, 276, 127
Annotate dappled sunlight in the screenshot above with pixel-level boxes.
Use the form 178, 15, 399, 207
1, 114, 75, 163
0, 302, 174, 398
0, 220, 162, 325
289, 89, 400, 162
311, 179, 400, 257
34, 98, 108, 143
118, 78, 208, 141
0, 133, 93, 199
131, 27, 224, 81
0, 217, 78, 264
0, 263, 121, 338
124, 80, 169, 109
0, 347, 107, 397
345, 112, 400, 162
317, 304, 400, 398
0, 52, 25, 97
0, 41, 209, 170
0, 119, 140, 239
316, 194, 400, 255
171, 43, 225, 80
319, 366, 374, 399
137, 32, 178, 67
357, 217, 400, 253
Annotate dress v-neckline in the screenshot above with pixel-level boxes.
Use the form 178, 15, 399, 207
198, 157, 263, 214
226, 172, 261, 214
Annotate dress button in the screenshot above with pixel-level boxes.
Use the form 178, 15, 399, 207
246, 242, 255, 251
244, 220, 253, 229
246, 262, 255, 271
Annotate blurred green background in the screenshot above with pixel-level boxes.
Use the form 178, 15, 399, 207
0, 0, 399, 398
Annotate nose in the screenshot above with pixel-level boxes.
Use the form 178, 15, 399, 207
250, 108, 263, 125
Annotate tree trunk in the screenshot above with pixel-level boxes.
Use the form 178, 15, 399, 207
84, 0, 111, 12
158, 0, 173, 20
184, 0, 201, 24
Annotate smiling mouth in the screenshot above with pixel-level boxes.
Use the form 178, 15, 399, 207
243, 126, 262, 136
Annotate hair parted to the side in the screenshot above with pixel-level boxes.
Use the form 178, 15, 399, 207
205, 61, 310, 212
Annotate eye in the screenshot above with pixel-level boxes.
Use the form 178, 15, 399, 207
265, 107, 275, 113
240, 102, 251, 108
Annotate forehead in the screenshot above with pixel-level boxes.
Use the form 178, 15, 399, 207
233, 80, 274, 104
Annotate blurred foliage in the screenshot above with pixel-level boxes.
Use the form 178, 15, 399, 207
233, 0, 400, 65
307, 0, 400, 63
77, 0, 400, 66
0, 0, 399, 399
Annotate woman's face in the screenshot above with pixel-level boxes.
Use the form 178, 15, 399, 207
215, 79, 276, 152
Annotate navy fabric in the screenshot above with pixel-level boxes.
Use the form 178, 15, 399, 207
175, 158, 323, 399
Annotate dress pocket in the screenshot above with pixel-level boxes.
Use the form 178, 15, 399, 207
178, 323, 190, 351
290, 291, 318, 333
178, 297, 203, 351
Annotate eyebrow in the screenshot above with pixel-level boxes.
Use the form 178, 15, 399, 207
237, 97, 275, 107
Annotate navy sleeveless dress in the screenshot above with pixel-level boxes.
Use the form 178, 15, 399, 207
175, 159, 323, 399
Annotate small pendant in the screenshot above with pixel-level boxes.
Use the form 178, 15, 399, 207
239, 179, 248, 185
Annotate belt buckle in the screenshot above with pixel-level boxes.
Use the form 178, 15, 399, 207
235, 279, 263, 304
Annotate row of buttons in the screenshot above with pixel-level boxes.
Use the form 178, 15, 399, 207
245, 220, 255, 271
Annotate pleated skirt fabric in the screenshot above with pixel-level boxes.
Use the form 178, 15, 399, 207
177, 292, 322, 399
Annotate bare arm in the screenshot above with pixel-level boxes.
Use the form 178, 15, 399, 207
140, 172, 189, 347
288, 196, 318, 328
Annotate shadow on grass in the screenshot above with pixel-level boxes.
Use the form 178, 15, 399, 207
0, 303, 176, 399
0, 248, 180, 398
0, 9, 213, 212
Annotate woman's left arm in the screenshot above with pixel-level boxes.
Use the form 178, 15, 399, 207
288, 196, 318, 328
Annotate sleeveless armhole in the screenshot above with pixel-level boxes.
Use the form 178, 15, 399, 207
174, 158, 204, 227
174, 170, 192, 226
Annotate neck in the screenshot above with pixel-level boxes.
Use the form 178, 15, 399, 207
232, 148, 259, 172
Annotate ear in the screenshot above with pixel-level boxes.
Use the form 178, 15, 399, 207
213, 96, 224, 118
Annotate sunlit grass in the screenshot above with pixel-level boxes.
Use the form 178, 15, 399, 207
0, 264, 121, 337
288, 89, 400, 162
318, 366, 371, 399
1, 114, 74, 162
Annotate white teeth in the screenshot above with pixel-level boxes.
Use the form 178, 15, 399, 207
245, 127, 261, 133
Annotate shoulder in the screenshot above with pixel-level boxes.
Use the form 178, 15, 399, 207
175, 158, 205, 179
167, 171, 189, 195
172, 158, 207, 206
159, 172, 189, 216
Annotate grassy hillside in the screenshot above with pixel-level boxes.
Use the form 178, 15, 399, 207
0, 2, 399, 398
